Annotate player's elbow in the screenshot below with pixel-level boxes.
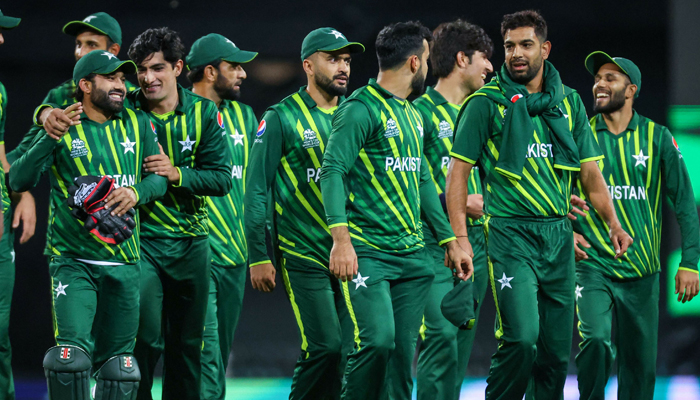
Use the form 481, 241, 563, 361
9, 168, 33, 193
212, 170, 233, 196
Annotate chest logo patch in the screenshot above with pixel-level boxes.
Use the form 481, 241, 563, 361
437, 120, 453, 139
632, 150, 649, 168
231, 129, 245, 146
384, 118, 400, 139
302, 129, 320, 149
70, 138, 89, 158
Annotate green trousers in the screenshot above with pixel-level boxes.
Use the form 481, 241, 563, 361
200, 263, 247, 400
135, 237, 211, 400
281, 256, 352, 400
341, 248, 434, 400
416, 225, 488, 400
575, 268, 659, 400
484, 216, 575, 400
49, 257, 140, 368
0, 210, 15, 400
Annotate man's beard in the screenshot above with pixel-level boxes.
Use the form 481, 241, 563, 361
410, 65, 426, 96
315, 72, 348, 97
593, 88, 627, 114
92, 87, 124, 114
214, 73, 241, 101
507, 56, 543, 85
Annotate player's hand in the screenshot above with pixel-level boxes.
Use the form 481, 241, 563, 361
675, 269, 699, 303
568, 194, 589, 221
609, 224, 632, 259
44, 103, 82, 141
250, 263, 276, 292
12, 191, 36, 244
143, 144, 180, 184
445, 239, 473, 281
104, 187, 138, 217
329, 235, 358, 282
573, 232, 590, 262
466, 194, 485, 219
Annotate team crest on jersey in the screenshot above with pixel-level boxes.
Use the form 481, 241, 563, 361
217, 112, 225, 129
384, 118, 400, 139
70, 138, 89, 158
302, 129, 320, 149
437, 120, 453, 139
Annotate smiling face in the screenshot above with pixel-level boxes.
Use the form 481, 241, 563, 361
86, 71, 127, 113
593, 63, 636, 114
503, 26, 549, 84
136, 51, 183, 103
311, 49, 352, 97
463, 50, 494, 92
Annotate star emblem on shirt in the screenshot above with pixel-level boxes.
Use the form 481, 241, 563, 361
498, 272, 514, 290
121, 137, 136, 154
632, 150, 649, 167
231, 130, 245, 146
54, 282, 69, 298
101, 51, 117, 60
575, 285, 584, 300
330, 29, 345, 39
179, 135, 196, 152
352, 272, 369, 290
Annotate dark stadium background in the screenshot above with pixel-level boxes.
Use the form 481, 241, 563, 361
2, 0, 698, 383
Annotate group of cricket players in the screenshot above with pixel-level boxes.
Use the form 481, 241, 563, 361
0, 5, 696, 400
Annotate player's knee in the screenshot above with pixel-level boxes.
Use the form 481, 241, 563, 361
364, 330, 395, 360
581, 332, 612, 354
433, 324, 459, 344
43, 345, 92, 400
94, 354, 141, 400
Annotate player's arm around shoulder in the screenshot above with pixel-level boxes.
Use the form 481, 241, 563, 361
128, 110, 168, 206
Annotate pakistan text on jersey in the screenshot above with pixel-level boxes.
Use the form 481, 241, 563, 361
107, 174, 136, 188
385, 157, 422, 172
232, 165, 243, 180
526, 143, 554, 159
608, 185, 647, 200
307, 168, 321, 183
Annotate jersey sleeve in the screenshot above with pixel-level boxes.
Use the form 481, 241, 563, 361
9, 131, 56, 192
244, 110, 284, 267
0, 83, 7, 144
571, 94, 604, 163
660, 128, 700, 272
419, 154, 456, 245
131, 114, 168, 205
246, 106, 259, 151
320, 100, 373, 228
174, 101, 233, 196
450, 96, 491, 165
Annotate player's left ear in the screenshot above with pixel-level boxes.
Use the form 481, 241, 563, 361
541, 40, 552, 60
108, 43, 121, 57
173, 59, 184, 77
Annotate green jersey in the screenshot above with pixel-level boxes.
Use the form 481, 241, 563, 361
451, 81, 603, 218
7, 79, 137, 164
9, 108, 167, 263
573, 112, 700, 278
0, 81, 11, 212
208, 99, 257, 267
127, 85, 233, 239
245, 86, 338, 268
413, 86, 485, 227
321, 79, 456, 254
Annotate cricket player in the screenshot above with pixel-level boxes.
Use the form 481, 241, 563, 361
573, 52, 700, 400
126, 27, 233, 400
244, 27, 364, 399
186, 33, 258, 400
0, 9, 20, 399
445, 11, 633, 400
9, 50, 167, 400
320, 21, 473, 400
411, 20, 493, 400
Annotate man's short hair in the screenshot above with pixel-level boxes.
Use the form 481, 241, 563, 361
186, 60, 222, 84
501, 10, 547, 42
128, 27, 185, 66
375, 21, 433, 71
73, 73, 96, 102
430, 20, 494, 79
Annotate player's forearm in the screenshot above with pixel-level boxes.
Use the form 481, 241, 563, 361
320, 167, 348, 228
244, 181, 273, 267
176, 166, 232, 197
420, 173, 456, 245
672, 179, 700, 271
580, 161, 621, 229
10, 134, 55, 192
445, 159, 472, 237
7, 125, 44, 165
131, 174, 168, 206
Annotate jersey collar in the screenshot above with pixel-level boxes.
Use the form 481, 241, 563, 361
594, 109, 640, 133
78, 109, 125, 122
131, 84, 191, 115
368, 78, 407, 104
424, 86, 448, 106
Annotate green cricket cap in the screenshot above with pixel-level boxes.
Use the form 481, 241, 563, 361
585, 51, 642, 98
63, 12, 122, 46
73, 50, 136, 85
0, 9, 21, 30
440, 278, 477, 330
300, 27, 364, 61
186, 33, 258, 70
